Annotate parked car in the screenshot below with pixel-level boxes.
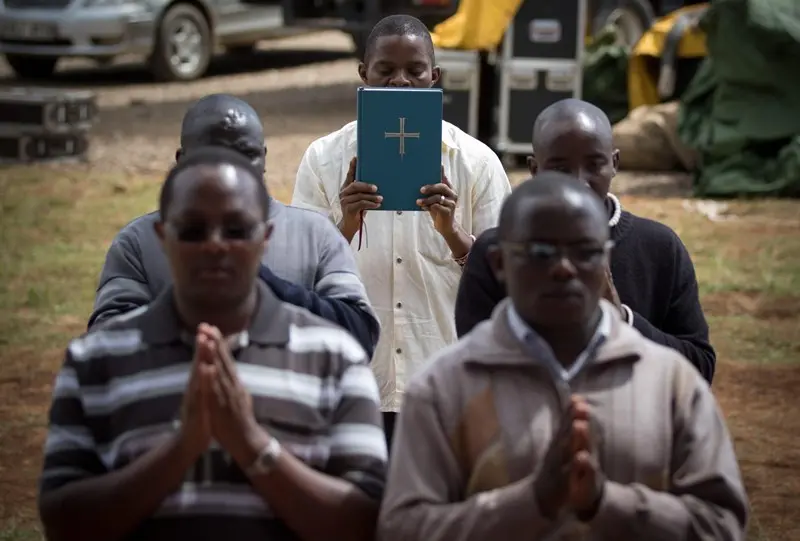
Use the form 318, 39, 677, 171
0, 0, 456, 82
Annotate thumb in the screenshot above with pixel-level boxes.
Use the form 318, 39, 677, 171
344, 157, 357, 186
572, 450, 594, 478
198, 363, 217, 401
199, 335, 217, 365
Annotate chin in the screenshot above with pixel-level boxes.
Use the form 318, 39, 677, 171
187, 288, 246, 308
539, 296, 586, 315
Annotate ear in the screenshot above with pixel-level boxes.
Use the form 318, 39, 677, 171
487, 244, 505, 284
263, 221, 274, 245
175, 148, 182, 163
431, 65, 442, 86
154, 220, 166, 245
611, 148, 620, 174
357, 62, 368, 84
527, 155, 539, 177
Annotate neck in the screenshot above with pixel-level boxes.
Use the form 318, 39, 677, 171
174, 288, 259, 336
605, 196, 614, 217
528, 307, 602, 367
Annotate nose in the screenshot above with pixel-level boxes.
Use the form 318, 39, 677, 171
550, 254, 578, 281
388, 72, 412, 87
202, 228, 227, 253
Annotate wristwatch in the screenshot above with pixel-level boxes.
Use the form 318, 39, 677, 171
244, 437, 282, 477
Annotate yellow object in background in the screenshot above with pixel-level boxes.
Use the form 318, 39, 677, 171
430, 0, 524, 50
628, 4, 708, 110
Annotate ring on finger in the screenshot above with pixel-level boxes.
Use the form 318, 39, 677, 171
440, 195, 446, 203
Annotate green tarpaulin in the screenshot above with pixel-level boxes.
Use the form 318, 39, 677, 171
677, 0, 800, 198
581, 27, 630, 126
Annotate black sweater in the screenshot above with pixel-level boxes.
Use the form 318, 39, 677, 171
258, 265, 379, 359
455, 211, 716, 382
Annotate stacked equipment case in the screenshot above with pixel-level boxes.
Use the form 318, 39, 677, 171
433, 48, 481, 138
493, 0, 588, 160
0, 87, 97, 164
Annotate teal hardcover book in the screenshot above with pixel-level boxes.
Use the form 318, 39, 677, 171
356, 87, 443, 211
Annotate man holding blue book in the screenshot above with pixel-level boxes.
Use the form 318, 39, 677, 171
292, 14, 511, 447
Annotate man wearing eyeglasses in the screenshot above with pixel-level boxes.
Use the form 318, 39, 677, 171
454, 98, 715, 383
378, 173, 747, 541
88, 94, 379, 359
40, 147, 386, 541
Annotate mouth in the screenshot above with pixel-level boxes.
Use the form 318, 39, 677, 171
541, 289, 584, 301
196, 267, 234, 281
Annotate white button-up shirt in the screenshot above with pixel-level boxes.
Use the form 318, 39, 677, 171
292, 120, 511, 410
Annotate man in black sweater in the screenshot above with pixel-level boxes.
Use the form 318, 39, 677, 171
455, 99, 715, 382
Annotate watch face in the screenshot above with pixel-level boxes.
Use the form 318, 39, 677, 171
258, 452, 274, 469
249, 439, 280, 475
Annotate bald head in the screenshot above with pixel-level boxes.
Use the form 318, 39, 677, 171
532, 99, 612, 154
178, 94, 266, 173
497, 171, 608, 241
527, 99, 618, 201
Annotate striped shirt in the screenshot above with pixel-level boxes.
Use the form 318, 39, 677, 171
41, 282, 388, 540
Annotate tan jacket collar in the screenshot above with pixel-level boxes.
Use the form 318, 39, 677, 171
464, 299, 644, 368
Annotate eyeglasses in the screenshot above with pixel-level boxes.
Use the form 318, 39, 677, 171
166, 221, 266, 243
501, 240, 614, 269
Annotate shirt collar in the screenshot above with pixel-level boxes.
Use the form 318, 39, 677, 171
139, 280, 292, 348
506, 302, 611, 366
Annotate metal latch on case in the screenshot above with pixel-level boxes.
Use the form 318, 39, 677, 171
442, 70, 472, 91
507, 68, 538, 90
529, 19, 562, 43
546, 68, 575, 92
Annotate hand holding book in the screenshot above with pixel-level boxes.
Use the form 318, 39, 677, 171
416, 166, 457, 236
337, 157, 383, 242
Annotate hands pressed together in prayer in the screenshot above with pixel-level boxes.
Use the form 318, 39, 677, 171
179, 323, 270, 470
535, 395, 606, 522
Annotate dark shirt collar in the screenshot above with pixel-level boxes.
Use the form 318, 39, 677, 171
139, 280, 291, 348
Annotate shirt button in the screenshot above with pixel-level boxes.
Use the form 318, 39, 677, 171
396, 348, 402, 354
396, 211, 403, 215
396, 257, 402, 264
396, 302, 402, 308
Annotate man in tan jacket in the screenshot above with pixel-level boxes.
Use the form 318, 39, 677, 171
378, 173, 748, 540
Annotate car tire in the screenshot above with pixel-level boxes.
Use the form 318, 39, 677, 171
150, 3, 212, 82
592, 0, 655, 49
4, 54, 59, 80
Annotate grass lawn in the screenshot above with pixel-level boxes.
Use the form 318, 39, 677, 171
0, 164, 798, 540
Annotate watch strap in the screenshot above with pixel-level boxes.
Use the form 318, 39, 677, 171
244, 437, 281, 476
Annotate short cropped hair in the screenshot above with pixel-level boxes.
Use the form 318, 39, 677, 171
364, 14, 435, 64
159, 145, 270, 220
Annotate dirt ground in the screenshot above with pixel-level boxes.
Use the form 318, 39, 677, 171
1, 31, 799, 538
